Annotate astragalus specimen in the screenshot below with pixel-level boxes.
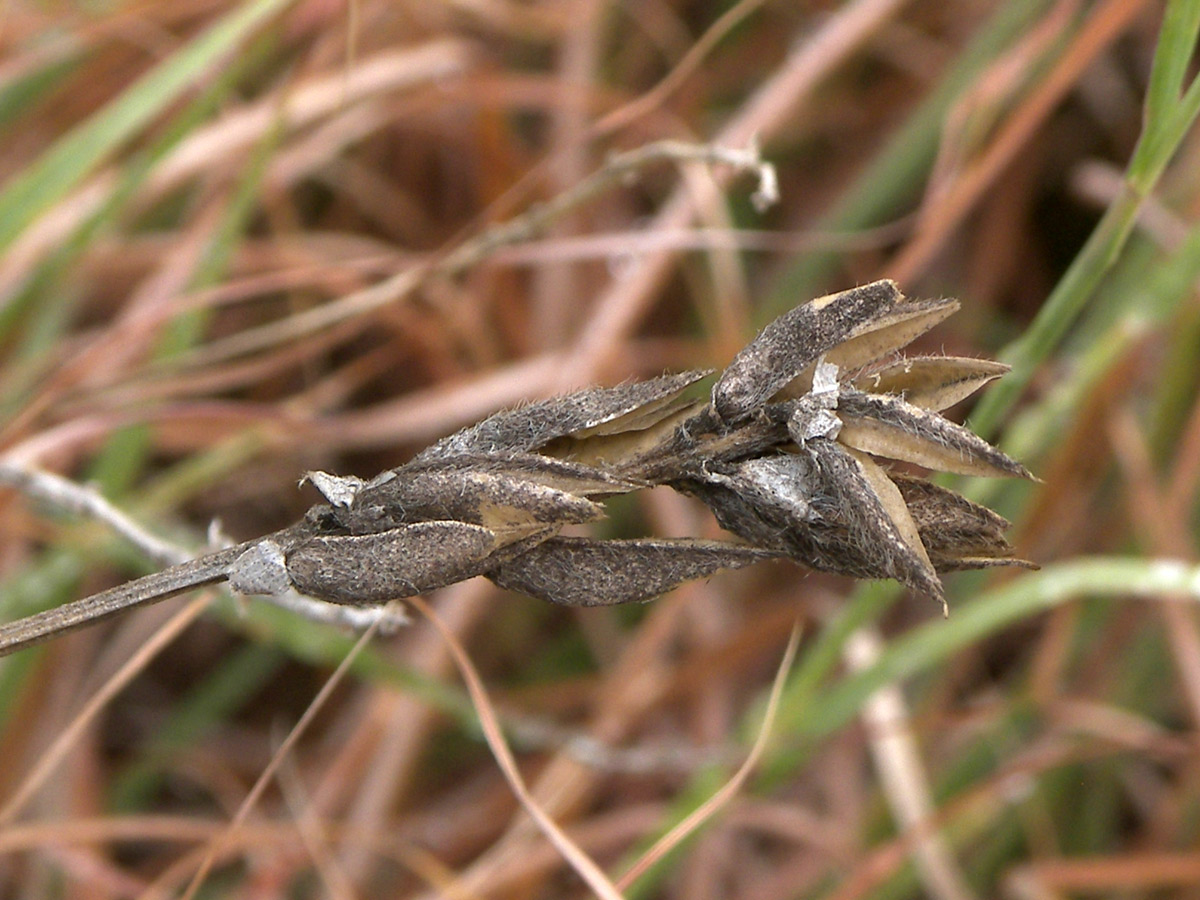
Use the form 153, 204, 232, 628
0, 281, 1031, 655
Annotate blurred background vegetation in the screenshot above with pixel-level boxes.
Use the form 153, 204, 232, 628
1, 0, 1199, 897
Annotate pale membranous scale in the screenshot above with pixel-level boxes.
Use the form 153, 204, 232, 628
0, 281, 1033, 656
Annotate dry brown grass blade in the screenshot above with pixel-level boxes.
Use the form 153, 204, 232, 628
3, 403, 285, 469
329, 580, 495, 881
615, 621, 801, 892
1006, 853, 1200, 898
846, 628, 975, 900
5, 195, 231, 444
888, 0, 1153, 283
565, 0, 912, 383
179, 608, 391, 900
408, 589, 693, 900
594, 0, 771, 136
322, 352, 569, 450
407, 593, 625, 900
1165, 389, 1200, 527
1106, 407, 1200, 729
277, 751, 357, 900
0, 811, 507, 899
0, 39, 475, 301
824, 735, 1102, 900
0, 596, 210, 828
177, 141, 771, 375
490, 220, 915, 264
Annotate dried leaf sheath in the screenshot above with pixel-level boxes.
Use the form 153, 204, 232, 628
0, 281, 1034, 656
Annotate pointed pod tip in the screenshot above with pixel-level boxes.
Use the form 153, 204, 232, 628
910, 570, 948, 617
914, 571, 948, 612
1001, 459, 1038, 481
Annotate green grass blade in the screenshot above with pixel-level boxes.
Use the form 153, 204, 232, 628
764, 0, 1050, 314
793, 558, 1200, 742
0, 0, 293, 252
1140, 0, 1200, 138
972, 1, 1200, 438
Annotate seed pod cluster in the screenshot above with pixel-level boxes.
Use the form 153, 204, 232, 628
0, 281, 1036, 656
281, 279, 1033, 612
